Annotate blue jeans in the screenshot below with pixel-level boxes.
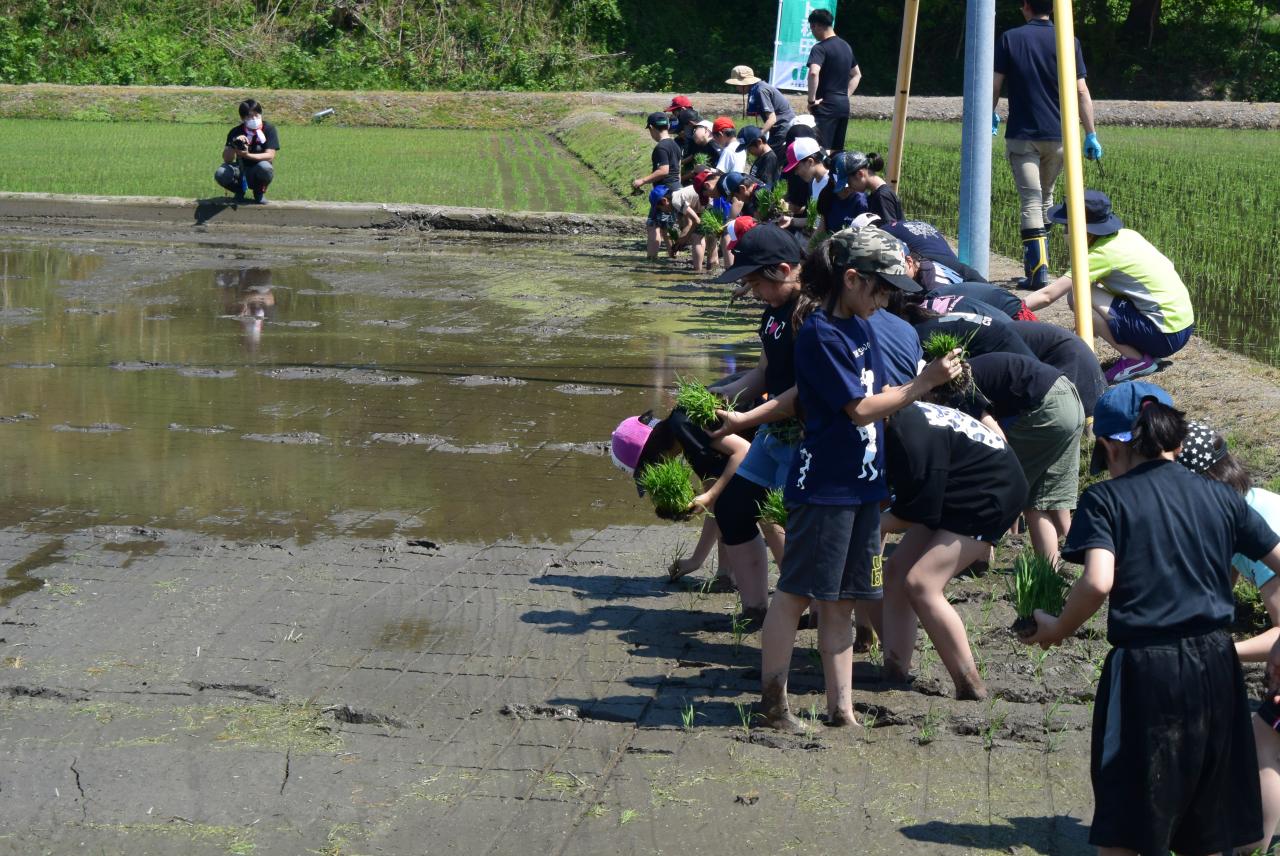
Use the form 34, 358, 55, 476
215, 160, 274, 195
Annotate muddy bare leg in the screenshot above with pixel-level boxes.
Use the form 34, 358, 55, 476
759, 590, 808, 731
817, 599, 857, 725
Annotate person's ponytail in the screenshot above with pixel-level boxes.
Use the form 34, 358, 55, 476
799, 239, 845, 317
866, 153, 885, 174
1128, 401, 1187, 460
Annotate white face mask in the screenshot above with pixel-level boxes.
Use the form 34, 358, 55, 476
245, 116, 263, 130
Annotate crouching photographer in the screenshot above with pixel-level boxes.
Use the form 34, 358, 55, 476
214, 99, 279, 204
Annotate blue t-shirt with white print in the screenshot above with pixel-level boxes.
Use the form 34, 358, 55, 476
784, 309, 888, 507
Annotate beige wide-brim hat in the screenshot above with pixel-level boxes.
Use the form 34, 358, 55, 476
725, 65, 761, 86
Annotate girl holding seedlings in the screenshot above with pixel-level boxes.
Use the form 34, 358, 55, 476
757, 227, 962, 731
780, 137, 829, 224
1020, 383, 1280, 856
1175, 421, 1280, 852
839, 152, 903, 222
1024, 190, 1194, 384
879, 401, 1028, 699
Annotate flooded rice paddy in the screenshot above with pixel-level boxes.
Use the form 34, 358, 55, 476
0, 235, 755, 544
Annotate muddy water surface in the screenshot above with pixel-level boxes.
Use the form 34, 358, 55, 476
0, 237, 757, 543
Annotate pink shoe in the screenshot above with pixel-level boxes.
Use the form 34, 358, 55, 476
1105, 356, 1158, 384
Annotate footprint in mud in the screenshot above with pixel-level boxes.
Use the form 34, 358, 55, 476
240, 431, 330, 445
176, 368, 238, 379
275, 320, 321, 328
553, 384, 622, 396
361, 319, 412, 329
169, 423, 234, 434
0, 308, 41, 326
418, 326, 480, 335
260, 367, 419, 386
367, 433, 512, 454
53, 423, 130, 433
449, 375, 527, 388
64, 307, 114, 316
110, 360, 178, 372
0, 413, 36, 424
7, 362, 55, 369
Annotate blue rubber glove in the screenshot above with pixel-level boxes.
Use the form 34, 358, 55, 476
992, 112, 1000, 136
1084, 132, 1103, 161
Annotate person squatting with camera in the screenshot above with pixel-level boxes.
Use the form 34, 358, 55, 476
215, 99, 280, 204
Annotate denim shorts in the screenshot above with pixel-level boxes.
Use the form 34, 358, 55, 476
735, 429, 797, 490
1106, 297, 1193, 358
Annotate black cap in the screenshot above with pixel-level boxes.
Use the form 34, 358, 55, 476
645, 112, 670, 129
711, 224, 804, 283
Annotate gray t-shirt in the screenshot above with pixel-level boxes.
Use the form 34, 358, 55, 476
749, 82, 796, 144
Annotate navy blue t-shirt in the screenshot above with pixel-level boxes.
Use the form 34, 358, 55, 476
868, 309, 922, 388
1064, 459, 1280, 646
785, 310, 887, 507
913, 308, 1036, 360
923, 293, 1016, 325
816, 185, 870, 232
1011, 320, 1106, 417
994, 20, 1086, 141
880, 219, 963, 270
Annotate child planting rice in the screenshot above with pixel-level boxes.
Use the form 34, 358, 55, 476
1175, 421, 1280, 852
879, 401, 1028, 699
757, 227, 963, 731
1019, 382, 1280, 855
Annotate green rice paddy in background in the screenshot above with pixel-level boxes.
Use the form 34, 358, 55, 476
1, 116, 1277, 363
0, 119, 629, 215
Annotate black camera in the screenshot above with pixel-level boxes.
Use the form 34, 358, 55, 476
233, 138, 248, 151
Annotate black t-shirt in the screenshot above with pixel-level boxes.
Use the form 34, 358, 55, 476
886, 402, 1028, 537
651, 139, 683, 192
867, 184, 904, 222
1011, 320, 1106, 417
1063, 459, 1280, 646
964, 352, 1063, 420
913, 310, 1036, 361
928, 283, 1025, 320
759, 295, 798, 398
806, 36, 856, 110
785, 173, 810, 208
667, 406, 727, 481
226, 121, 280, 162
750, 148, 781, 188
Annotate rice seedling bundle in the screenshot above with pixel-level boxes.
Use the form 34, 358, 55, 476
675, 376, 732, 429
757, 488, 788, 529
698, 207, 725, 237
921, 329, 974, 400
1006, 549, 1069, 637
638, 457, 697, 520
755, 183, 788, 220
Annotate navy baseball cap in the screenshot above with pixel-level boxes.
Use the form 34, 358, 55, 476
736, 125, 764, 151
831, 150, 870, 193
711, 223, 803, 284
645, 112, 670, 129
1088, 381, 1174, 473
721, 171, 752, 196
1047, 189, 1124, 236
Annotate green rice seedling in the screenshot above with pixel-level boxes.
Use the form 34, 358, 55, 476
916, 705, 943, 745
806, 700, 821, 729
638, 458, 696, 520
982, 699, 1007, 751
681, 701, 697, 730
805, 195, 819, 229
697, 206, 725, 238
675, 376, 731, 429
769, 417, 803, 446
921, 329, 975, 401
1234, 578, 1269, 632
692, 153, 711, 169
754, 183, 788, 220
731, 612, 751, 652
734, 700, 753, 737
1006, 549, 1069, 638
756, 488, 788, 529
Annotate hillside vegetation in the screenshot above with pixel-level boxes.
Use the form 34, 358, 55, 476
1, 0, 1276, 100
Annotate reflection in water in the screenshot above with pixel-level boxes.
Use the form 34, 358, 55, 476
217, 268, 276, 353
0, 240, 751, 543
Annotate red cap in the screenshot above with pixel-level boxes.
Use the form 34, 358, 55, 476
724, 216, 758, 253
664, 95, 693, 112
691, 169, 714, 196
712, 116, 736, 133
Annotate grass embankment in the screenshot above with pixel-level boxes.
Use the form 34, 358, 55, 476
0, 119, 627, 213
553, 112, 650, 215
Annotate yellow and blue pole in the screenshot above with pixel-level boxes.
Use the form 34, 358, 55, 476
1053, 0, 1094, 349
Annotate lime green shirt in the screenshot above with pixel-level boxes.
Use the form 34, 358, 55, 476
1088, 229, 1194, 333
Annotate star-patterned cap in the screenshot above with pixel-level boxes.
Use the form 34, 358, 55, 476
1176, 420, 1227, 474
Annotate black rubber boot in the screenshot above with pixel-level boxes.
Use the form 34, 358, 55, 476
1017, 228, 1049, 290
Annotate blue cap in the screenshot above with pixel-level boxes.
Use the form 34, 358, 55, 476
1089, 381, 1174, 473
736, 125, 764, 151
722, 171, 750, 196
831, 150, 870, 193
648, 185, 670, 205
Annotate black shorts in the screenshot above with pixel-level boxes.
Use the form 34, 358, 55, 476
1089, 629, 1262, 854
776, 502, 881, 601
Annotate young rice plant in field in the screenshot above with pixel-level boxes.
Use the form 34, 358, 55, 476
1006, 549, 1069, 638
757, 488, 788, 529
638, 458, 697, 520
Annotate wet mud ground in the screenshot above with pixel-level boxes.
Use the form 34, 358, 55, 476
0, 220, 1277, 855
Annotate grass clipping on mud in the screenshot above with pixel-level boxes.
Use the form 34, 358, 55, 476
1006, 549, 1069, 637
638, 457, 697, 520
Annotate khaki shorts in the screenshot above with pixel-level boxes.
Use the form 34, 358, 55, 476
1006, 376, 1085, 510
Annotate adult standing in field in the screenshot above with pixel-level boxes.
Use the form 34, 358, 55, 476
993, 0, 1101, 289
1024, 191, 1194, 383
805, 8, 860, 153
215, 99, 279, 204
726, 64, 796, 158
632, 113, 683, 261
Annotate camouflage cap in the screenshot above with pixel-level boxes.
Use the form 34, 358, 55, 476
827, 227, 922, 293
